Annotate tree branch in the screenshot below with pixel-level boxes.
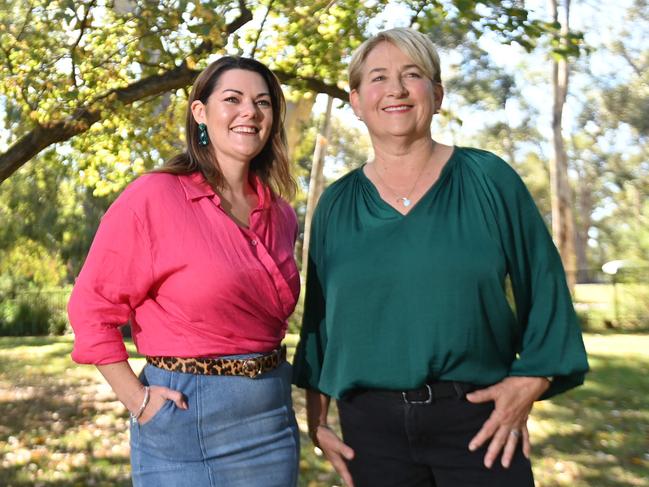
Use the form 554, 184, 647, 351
0, 63, 194, 182
0, 2, 256, 184
250, 0, 275, 58
70, 0, 97, 88
620, 46, 647, 84
409, 1, 428, 27
15, 2, 34, 42
273, 70, 348, 101
191, 0, 253, 58
0, 1, 352, 184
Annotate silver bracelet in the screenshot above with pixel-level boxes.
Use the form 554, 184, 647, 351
130, 386, 150, 421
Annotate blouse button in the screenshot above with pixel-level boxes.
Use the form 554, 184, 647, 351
250, 239, 258, 246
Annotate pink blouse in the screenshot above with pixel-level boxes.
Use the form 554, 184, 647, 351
68, 172, 300, 365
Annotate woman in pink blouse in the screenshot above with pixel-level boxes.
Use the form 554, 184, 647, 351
68, 57, 301, 486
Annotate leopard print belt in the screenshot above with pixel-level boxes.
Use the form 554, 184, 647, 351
146, 345, 286, 379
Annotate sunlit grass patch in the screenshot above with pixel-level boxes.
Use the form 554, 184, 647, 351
530, 334, 649, 486
0, 334, 647, 486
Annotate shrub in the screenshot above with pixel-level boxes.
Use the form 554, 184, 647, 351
0, 290, 70, 336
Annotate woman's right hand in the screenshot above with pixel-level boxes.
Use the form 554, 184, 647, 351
137, 385, 188, 425
313, 424, 355, 487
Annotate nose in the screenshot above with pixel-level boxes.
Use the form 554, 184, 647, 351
240, 99, 259, 119
387, 77, 408, 97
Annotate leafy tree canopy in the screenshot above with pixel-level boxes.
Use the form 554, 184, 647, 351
0, 0, 562, 188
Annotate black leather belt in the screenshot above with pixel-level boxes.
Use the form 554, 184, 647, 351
363, 381, 482, 404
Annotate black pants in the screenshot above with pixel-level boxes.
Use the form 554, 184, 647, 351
337, 383, 535, 487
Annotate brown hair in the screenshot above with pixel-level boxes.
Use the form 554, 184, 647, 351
348, 28, 442, 92
157, 56, 295, 199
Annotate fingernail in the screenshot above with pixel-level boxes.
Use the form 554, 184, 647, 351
468, 443, 476, 451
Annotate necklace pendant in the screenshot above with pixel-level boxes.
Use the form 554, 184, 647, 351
400, 197, 412, 207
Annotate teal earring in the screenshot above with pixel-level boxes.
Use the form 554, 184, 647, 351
198, 123, 209, 147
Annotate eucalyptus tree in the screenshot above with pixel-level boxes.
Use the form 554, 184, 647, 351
0, 0, 556, 187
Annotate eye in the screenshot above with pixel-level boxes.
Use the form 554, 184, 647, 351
404, 71, 422, 78
371, 75, 386, 82
256, 99, 271, 107
224, 96, 239, 103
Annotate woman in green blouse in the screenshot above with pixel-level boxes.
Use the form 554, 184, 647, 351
293, 28, 588, 487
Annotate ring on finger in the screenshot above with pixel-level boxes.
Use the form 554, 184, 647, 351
510, 429, 521, 439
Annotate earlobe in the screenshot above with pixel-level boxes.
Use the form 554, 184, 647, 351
350, 90, 363, 121
433, 83, 444, 113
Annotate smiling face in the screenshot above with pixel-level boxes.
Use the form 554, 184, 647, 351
350, 41, 443, 142
191, 68, 273, 166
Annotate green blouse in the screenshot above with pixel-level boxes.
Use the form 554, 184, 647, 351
292, 147, 588, 400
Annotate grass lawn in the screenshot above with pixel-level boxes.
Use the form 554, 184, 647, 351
0, 333, 647, 486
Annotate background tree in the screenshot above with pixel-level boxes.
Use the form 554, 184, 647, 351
6, 0, 649, 333
548, 0, 578, 288
0, 0, 556, 185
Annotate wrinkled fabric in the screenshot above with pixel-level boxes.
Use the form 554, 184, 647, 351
69, 172, 300, 364
293, 147, 588, 400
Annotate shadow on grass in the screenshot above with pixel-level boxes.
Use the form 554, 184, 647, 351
0, 337, 132, 486
0, 390, 132, 486
2, 336, 647, 486
0, 461, 131, 487
532, 352, 649, 486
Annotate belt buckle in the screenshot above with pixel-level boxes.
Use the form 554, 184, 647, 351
243, 358, 263, 378
402, 384, 433, 404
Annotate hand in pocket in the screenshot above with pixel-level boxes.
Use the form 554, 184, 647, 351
138, 385, 188, 425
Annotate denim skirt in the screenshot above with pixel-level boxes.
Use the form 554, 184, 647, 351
129, 355, 299, 487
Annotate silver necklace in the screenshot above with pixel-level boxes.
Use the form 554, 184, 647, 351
372, 156, 431, 208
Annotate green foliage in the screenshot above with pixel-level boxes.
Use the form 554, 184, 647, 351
574, 282, 649, 332
251, 0, 378, 82
0, 0, 561, 186
291, 109, 371, 226
0, 300, 51, 336
0, 238, 65, 294
0, 1, 570, 294
564, 89, 645, 281
0, 289, 70, 336
446, 44, 518, 110
0, 151, 113, 280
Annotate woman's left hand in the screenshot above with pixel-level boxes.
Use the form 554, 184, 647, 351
465, 376, 551, 469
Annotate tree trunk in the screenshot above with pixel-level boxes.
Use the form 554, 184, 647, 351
575, 191, 593, 282
301, 95, 333, 273
503, 123, 517, 167
549, 0, 577, 290
284, 93, 316, 162
574, 156, 595, 283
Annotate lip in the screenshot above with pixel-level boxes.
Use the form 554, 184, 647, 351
230, 125, 260, 134
382, 104, 413, 113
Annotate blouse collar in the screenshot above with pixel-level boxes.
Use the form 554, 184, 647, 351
179, 171, 272, 210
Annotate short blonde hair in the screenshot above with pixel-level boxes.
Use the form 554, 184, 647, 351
348, 28, 442, 91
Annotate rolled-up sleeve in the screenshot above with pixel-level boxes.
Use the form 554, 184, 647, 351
68, 200, 154, 364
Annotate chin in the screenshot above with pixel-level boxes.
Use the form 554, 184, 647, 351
234, 144, 264, 157
378, 129, 419, 139
241, 150, 265, 162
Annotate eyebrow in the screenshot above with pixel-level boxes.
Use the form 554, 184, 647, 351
221, 88, 271, 98
368, 64, 421, 74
